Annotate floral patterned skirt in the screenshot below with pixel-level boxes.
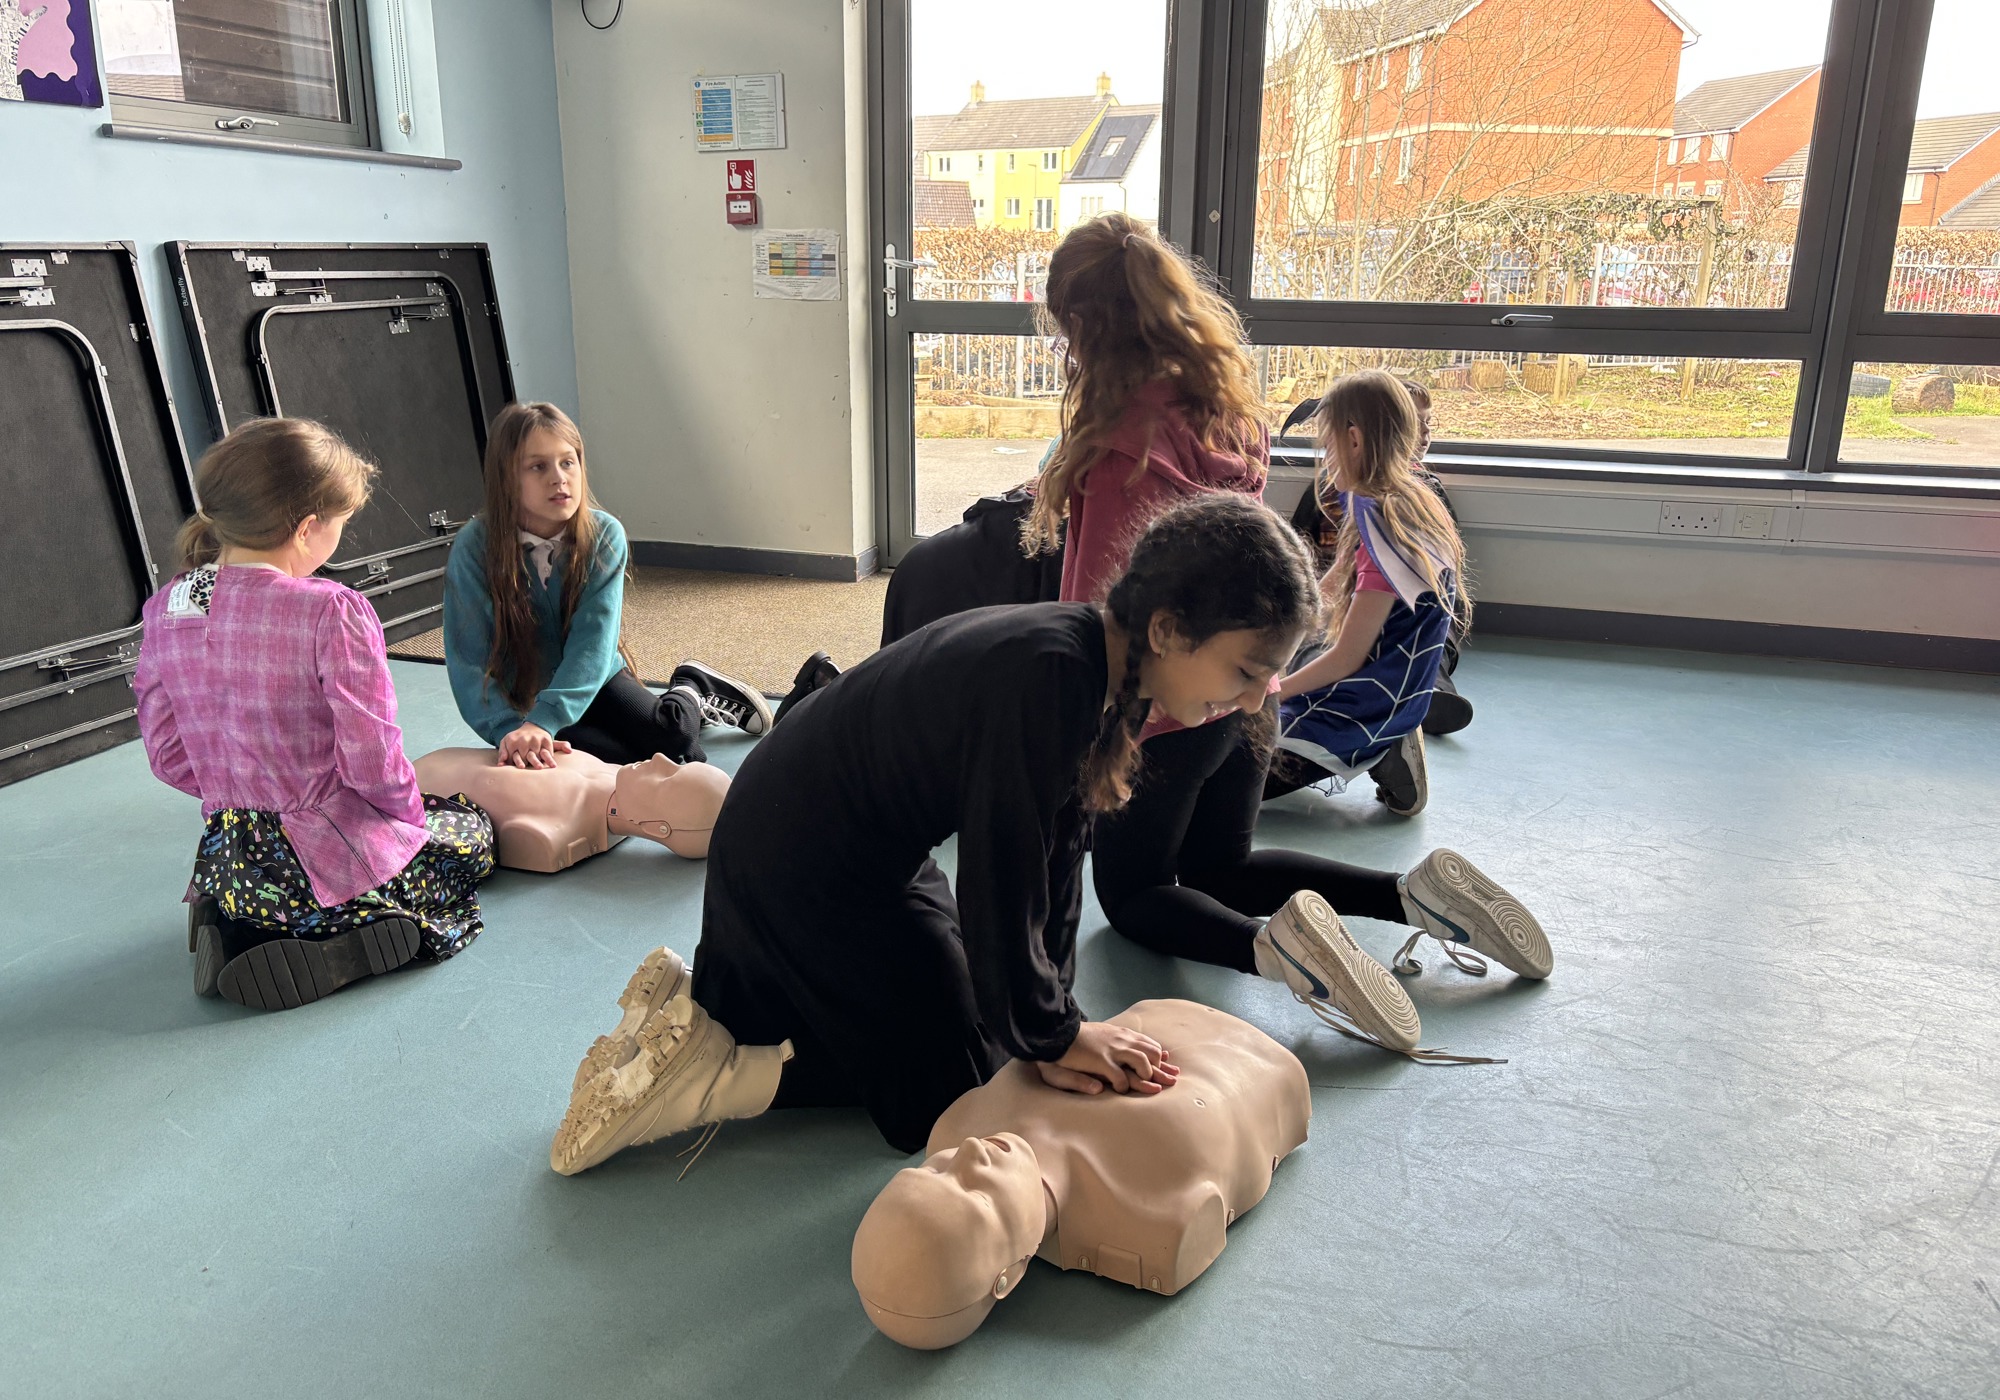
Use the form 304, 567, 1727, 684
190, 795, 496, 961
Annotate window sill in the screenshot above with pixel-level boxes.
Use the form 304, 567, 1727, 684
1267, 443, 2000, 500
100, 122, 462, 171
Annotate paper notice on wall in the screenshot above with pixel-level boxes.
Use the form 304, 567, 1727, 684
753, 230, 841, 301
694, 73, 786, 151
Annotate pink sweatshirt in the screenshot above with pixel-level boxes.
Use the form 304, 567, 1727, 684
134, 566, 431, 908
1058, 379, 1270, 606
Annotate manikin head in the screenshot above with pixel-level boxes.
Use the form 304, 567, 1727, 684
851, 1134, 1046, 1349
607, 754, 731, 859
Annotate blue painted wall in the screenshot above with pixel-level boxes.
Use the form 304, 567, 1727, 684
5, 0, 578, 456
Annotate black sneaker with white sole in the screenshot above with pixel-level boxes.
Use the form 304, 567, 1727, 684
215, 916, 424, 1012
669, 661, 774, 737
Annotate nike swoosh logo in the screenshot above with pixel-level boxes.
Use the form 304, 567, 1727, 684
1411, 892, 1473, 945
1274, 938, 1331, 1000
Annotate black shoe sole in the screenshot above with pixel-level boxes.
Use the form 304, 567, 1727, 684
190, 899, 224, 998
1422, 689, 1475, 736
216, 918, 423, 1012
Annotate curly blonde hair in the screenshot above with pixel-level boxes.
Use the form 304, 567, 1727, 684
1022, 213, 1266, 553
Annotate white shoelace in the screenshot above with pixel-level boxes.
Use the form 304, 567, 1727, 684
1288, 990, 1506, 1066
1391, 929, 1490, 978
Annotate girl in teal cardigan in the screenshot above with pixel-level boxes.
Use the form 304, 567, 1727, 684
443, 403, 770, 770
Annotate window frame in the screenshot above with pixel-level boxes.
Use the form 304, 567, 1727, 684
1034, 196, 1056, 230
103, 0, 375, 151
1005, 197, 1021, 218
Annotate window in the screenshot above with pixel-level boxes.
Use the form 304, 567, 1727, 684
1902, 172, 1925, 203
1034, 197, 1055, 230
1347, 145, 1358, 184
1007, 153, 1017, 171
1705, 180, 1723, 199
976, 153, 985, 171
101, 0, 371, 148
1405, 43, 1423, 92
1398, 136, 1414, 184
1042, 150, 1060, 170
1782, 179, 1805, 207
1005, 198, 1021, 218
1081, 195, 1105, 217
1376, 54, 1388, 89
937, 155, 952, 174
973, 198, 987, 213
1711, 133, 1731, 161
1255, 1, 1836, 311
1353, 61, 1364, 98
1103, 136, 1126, 159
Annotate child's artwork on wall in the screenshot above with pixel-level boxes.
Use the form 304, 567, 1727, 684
2, 1, 102, 107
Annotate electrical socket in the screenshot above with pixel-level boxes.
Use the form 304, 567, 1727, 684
1733, 505, 1775, 539
1659, 501, 1726, 535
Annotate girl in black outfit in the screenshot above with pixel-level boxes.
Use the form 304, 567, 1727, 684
553, 497, 1368, 1171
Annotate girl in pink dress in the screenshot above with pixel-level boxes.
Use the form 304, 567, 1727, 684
134, 418, 494, 1012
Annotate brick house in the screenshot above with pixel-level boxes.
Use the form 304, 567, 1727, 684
913, 79, 1118, 232
1659, 65, 1820, 223
1261, 0, 1694, 232
1764, 112, 2000, 228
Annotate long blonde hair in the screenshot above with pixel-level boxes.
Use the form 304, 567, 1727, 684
1314, 371, 1471, 632
1023, 213, 1266, 553
176, 418, 375, 570
478, 402, 616, 712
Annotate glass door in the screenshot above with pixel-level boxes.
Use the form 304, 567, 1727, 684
875, 0, 1180, 563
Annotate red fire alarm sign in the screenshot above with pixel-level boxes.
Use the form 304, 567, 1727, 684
727, 159, 756, 193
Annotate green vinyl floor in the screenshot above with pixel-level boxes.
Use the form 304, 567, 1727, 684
2, 639, 1996, 1399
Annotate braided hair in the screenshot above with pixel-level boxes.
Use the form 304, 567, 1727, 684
1079, 494, 1319, 812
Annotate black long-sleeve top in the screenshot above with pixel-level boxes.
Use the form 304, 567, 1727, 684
700, 603, 1108, 1061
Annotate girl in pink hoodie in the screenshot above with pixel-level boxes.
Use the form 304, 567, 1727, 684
1025, 216, 1548, 1059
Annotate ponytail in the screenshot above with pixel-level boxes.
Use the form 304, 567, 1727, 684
1077, 493, 1318, 813
175, 420, 374, 573
176, 510, 221, 570
1024, 213, 1265, 556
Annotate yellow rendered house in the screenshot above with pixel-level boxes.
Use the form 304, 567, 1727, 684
916, 76, 1120, 231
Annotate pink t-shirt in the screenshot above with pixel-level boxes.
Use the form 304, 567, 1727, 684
1354, 537, 1395, 594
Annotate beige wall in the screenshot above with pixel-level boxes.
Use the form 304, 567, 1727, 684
552, 0, 875, 568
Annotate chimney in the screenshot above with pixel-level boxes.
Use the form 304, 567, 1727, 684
1095, 72, 1112, 99
970, 80, 985, 105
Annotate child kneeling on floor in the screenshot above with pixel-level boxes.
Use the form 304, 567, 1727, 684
134, 419, 497, 1011
443, 403, 768, 771
1266, 371, 1469, 815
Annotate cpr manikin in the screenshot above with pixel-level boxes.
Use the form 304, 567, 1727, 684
412, 748, 731, 870
850, 999, 1311, 1348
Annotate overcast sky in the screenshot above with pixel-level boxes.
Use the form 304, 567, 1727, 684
911, 0, 1995, 120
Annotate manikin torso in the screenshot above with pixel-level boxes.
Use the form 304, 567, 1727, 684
932, 998, 1311, 1294
853, 999, 1310, 1347
412, 747, 730, 870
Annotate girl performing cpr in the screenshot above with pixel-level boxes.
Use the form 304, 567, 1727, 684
550, 496, 1344, 1171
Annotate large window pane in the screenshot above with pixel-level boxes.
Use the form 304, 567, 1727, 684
1260, 346, 1797, 458
102, 0, 348, 122
1837, 363, 2000, 467
1882, 0, 2000, 315
1255, 0, 1834, 309
909, 0, 1166, 302
914, 335, 1059, 535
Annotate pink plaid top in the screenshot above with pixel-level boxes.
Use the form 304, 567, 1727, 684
133, 566, 431, 907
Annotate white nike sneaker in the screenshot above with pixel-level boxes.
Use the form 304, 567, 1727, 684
1254, 891, 1423, 1052
569, 946, 691, 1092
551, 994, 792, 1177
1396, 848, 1553, 980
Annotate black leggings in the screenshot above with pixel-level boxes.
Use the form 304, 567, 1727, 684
1092, 714, 1407, 973
555, 669, 704, 766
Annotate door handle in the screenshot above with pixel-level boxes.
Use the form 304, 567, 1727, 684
883, 245, 938, 318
